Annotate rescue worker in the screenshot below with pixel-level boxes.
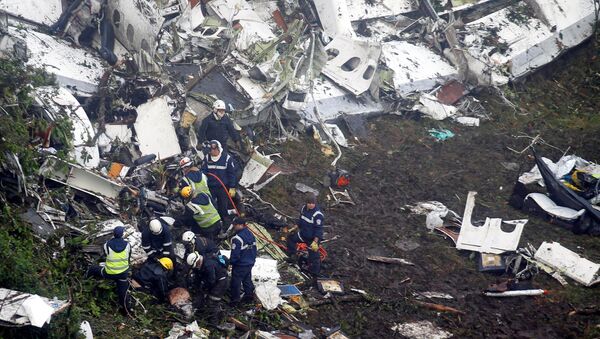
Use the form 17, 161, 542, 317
186, 252, 228, 302
141, 217, 174, 260
177, 156, 211, 199
180, 186, 223, 240
197, 99, 241, 152
201, 140, 238, 222
182, 230, 219, 257
132, 257, 174, 302
286, 193, 324, 276
229, 218, 257, 305
86, 226, 131, 314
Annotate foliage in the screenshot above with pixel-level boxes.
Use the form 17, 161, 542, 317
0, 58, 55, 174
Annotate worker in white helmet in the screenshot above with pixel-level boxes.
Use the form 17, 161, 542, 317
196, 98, 241, 152
141, 217, 175, 260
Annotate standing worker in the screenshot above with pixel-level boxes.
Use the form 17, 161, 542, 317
229, 218, 257, 305
201, 140, 238, 222
180, 186, 223, 240
197, 99, 241, 152
142, 217, 175, 260
286, 193, 324, 277
86, 226, 131, 314
132, 257, 174, 302
177, 156, 211, 198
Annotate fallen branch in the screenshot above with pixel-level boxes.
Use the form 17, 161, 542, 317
367, 256, 415, 266
568, 306, 600, 316
308, 294, 367, 307
414, 301, 465, 315
228, 317, 250, 331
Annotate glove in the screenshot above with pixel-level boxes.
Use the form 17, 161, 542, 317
310, 241, 319, 252
228, 188, 236, 197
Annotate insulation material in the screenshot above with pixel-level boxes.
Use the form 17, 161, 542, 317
206, 0, 276, 51
255, 283, 283, 310
534, 241, 600, 286
518, 155, 597, 185
524, 193, 586, 221
9, 27, 104, 96
322, 37, 381, 96
0, 0, 62, 26
381, 41, 458, 96
134, 96, 182, 159
35, 87, 100, 169
0, 289, 69, 327
345, 0, 416, 21
415, 94, 458, 120
456, 191, 527, 254
391, 321, 453, 339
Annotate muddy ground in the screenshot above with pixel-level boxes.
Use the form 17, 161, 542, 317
257, 39, 600, 338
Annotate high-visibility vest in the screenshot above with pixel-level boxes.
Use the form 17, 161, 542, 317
187, 200, 220, 229
183, 172, 211, 197
105, 243, 131, 275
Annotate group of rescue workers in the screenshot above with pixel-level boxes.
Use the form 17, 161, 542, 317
86, 99, 326, 316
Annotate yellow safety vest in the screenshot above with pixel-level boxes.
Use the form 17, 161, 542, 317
105, 243, 131, 275
187, 200, 220, 229
183, 172, 211, 198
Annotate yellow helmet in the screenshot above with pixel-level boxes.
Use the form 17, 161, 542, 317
180, 186, 193, 199
159, 257, 173, 271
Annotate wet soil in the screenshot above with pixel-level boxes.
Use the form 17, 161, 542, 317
259, 38, 600, 338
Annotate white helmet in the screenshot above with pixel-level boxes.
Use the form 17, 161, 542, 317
149, 219, 163, 235
186, 252, 203, 267
213, 99, 226, 111
179, 156, 193, 168
182, 231, 195, 243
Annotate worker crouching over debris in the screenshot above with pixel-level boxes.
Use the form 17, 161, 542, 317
181, 231, 220, 259
201, 140, 238, 222
229, 218, 257, 306
180, 186, 223, 241
86, 226, 132, 314
132, 257, 174, 302
186, 252, 228, 303
287, 193, 324, 277
142, 217, 175, 260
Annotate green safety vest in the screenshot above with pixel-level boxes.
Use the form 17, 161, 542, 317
187, 200, 221, 229
183, 172, 211, 198
105, 243, 131, 275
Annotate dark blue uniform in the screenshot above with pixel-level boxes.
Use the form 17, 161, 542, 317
194, 258, 228, 301
133, 260, 171, 301
141, 219, 173, 259
287, 204, 324, 275
202, 152, 237, 220
230, 227, 257, 303
197, 113, 241, 150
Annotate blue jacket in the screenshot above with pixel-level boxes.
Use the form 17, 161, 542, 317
298, 205, 324, 242
178, 167, 207, 188
202, 153, 237, 189
230, 227, 256, 267
141, 222, 173, 257
133, 260, 170, 301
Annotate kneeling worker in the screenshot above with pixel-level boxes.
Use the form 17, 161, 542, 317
186, 252, 228, 302
132, 257, 174, 302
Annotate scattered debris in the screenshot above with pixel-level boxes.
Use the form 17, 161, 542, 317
166, 321, 210, 339
534, 242, 600, 286
457, 191, 527, 254
317, 279, 344, 294
367, 255, 415, 266
391, 320, 453, 339
484, 289, 547, 297
0, 288, 69, 327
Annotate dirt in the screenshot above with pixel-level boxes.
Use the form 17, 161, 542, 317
257, 38, 600, 338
